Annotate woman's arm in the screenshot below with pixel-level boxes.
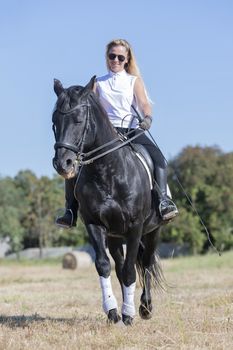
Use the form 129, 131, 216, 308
93, 81, 97, 94
134, 77, 152, 117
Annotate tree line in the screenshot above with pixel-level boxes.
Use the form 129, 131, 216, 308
0, 145, 232, 256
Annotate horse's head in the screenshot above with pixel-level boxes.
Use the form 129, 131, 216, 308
52, 76, 96, 179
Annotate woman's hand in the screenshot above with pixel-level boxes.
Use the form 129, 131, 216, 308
139, 115, 152, 130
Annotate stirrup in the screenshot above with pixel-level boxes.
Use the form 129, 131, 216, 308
159, 199, 179, 221
55, 209, 74, 229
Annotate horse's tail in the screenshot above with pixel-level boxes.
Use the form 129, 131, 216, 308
136, 241, 167, 292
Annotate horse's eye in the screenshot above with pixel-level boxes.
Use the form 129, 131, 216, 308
73, 117, 83, 124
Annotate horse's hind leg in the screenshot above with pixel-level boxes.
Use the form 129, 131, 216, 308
139, 266, 153, 319
137, 228, 162, 320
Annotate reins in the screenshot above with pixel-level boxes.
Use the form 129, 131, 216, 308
78, 129, 145, 165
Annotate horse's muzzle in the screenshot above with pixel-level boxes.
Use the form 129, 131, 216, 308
53, 156, 78, 179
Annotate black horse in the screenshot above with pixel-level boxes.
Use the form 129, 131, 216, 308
52, 77, 166, 325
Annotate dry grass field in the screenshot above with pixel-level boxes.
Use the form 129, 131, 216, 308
0, 251, 232, 350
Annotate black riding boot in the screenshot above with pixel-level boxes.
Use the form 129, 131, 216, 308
154, 167, 179, 221
55, 178, 79, 228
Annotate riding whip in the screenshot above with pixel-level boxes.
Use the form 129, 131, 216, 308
131, 105, 221, 256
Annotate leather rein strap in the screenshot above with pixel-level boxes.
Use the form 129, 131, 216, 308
78, 129, 145, 165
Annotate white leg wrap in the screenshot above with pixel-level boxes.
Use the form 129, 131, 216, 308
99, 276, 118, 314
122, 282, 136, 317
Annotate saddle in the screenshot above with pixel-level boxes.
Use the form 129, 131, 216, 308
116, 128, 171, 196
130, 143, 172, 198
130, 143, 154, 190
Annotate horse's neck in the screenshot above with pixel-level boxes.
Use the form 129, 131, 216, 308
92, 103, 117, 146
85, 104, 127, 173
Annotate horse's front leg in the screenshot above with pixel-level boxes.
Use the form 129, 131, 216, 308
86, 224, 120, 323
107, 237, 124, 291
121, 227, 142, 325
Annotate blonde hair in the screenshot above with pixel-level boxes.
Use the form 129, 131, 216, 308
106, 39, 141, 77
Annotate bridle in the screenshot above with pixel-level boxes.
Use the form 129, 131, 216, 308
53, 103, 90, 155
53, 101, 145, 166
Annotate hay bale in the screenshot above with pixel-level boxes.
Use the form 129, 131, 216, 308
62, 251, 92, 270
62, 245, 123, 270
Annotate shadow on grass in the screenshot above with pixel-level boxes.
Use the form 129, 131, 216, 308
0, 313, 99, 328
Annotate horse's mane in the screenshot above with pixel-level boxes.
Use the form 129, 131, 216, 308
89, 92, 113, 121
87, 91, 117, 137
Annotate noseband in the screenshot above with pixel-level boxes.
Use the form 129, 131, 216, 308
53, 103, 90, 154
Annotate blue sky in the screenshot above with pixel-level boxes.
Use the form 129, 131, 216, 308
0, 0, 232, 178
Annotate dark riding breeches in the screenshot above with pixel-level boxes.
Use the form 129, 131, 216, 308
116, 128, 168, 199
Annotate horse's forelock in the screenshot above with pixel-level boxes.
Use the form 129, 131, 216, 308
56, 90, 68, 111
56, 85, 83, 111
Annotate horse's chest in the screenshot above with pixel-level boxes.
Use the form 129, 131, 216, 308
79, 189, 130, 233
78, 175, 144, 234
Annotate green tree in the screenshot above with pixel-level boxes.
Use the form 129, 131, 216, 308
166, 146, 233, 252
0, 171, 88, 253
0, 176, 25, 254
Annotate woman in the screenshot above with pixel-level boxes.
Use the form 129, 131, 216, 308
56, 39, 178, 228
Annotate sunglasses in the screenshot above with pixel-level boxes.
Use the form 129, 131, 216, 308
108, 53, 126, 62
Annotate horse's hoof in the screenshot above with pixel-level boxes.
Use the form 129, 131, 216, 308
107, 308, 121, 324
139, 304, 152, 320
122, 314, 133, 326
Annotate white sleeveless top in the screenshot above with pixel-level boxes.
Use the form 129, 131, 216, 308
96, 70, 139, 129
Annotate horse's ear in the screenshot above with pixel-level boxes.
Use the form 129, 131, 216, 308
54, 79, 64, 96
84, 75, 97, 92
